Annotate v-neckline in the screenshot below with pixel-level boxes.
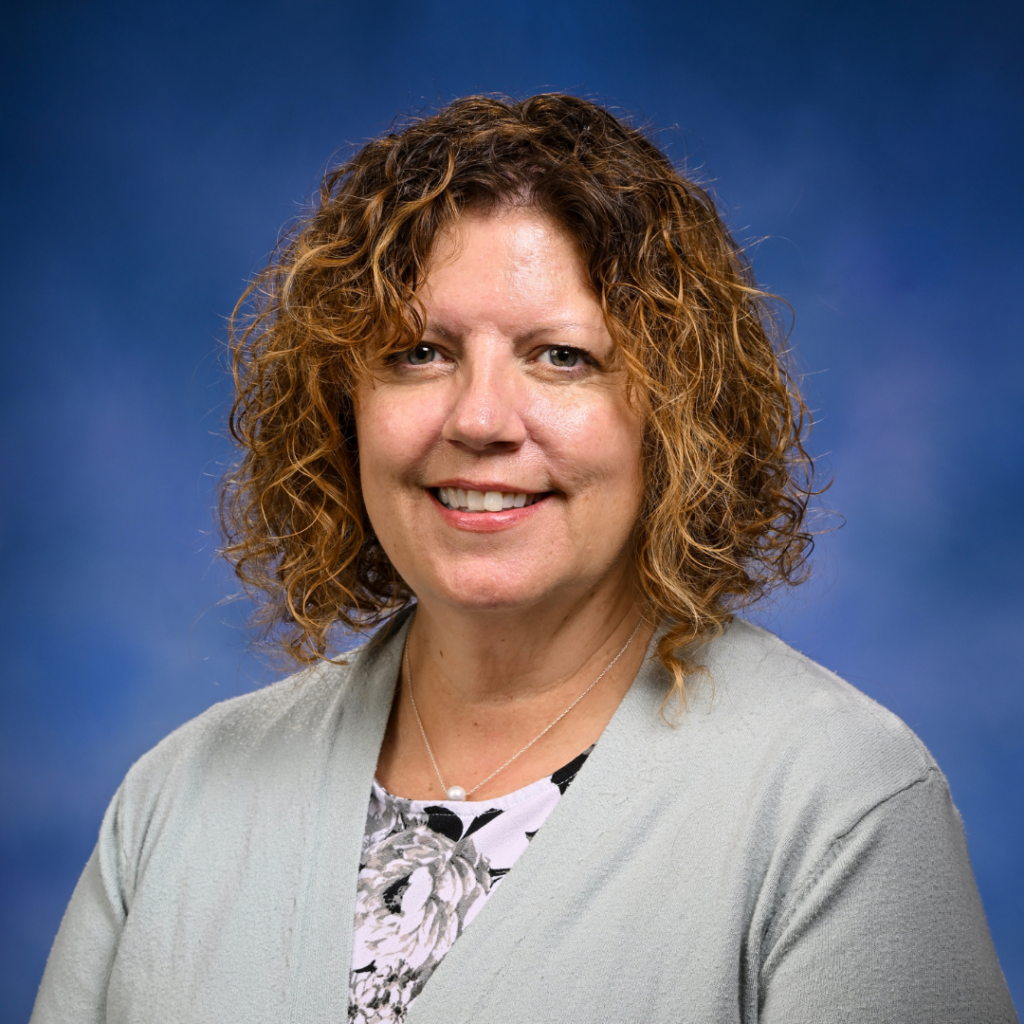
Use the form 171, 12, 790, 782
401, 637, 670, 1023
287, 610, 670, 1024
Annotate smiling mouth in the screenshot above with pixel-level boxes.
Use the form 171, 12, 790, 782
434, 487, 546, 512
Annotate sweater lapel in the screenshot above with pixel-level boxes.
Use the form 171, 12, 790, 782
286, 614, 410, 1024
403, 641, 675, 1024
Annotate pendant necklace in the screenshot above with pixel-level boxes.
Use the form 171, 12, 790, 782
404, 619, 643, 801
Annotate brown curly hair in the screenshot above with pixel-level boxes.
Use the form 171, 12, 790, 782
221, 93, 816, 693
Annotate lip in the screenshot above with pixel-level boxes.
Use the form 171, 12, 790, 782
429, 479, 546, 495
428, 488, 551, 532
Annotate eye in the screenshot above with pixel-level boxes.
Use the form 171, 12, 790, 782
539, 346, 584, 369
404, 343, 439, 365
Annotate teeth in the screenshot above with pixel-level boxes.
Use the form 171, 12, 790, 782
437, 488, 539, 512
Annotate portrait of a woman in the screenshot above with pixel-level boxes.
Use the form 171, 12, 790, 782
30, 94, 1017, 1022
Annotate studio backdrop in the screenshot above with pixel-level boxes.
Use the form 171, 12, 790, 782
1, 0, 1021, 1018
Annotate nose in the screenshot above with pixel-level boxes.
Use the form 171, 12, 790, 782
441, 340, 528, 452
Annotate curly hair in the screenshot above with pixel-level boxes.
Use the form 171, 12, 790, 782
221, 93, 816, 694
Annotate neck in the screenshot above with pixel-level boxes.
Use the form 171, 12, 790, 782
377, 562, 658, 800
405, 568, 652, 710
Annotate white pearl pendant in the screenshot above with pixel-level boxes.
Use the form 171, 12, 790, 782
446, 785, 466, 801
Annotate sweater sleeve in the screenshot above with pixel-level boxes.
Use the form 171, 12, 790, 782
759, 768, 1018, 1024
30, 787, 129, 1024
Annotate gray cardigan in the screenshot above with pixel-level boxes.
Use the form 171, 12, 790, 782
32, 616, 1017, 1023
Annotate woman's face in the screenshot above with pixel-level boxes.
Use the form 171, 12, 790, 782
355, 205, 643, 615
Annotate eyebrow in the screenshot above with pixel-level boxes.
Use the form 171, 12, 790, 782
422, 320, 592, 342
423, 320, 456, 339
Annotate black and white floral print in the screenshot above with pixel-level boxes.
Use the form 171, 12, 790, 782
348, 748, 592, 1023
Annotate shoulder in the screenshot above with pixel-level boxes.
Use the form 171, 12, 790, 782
658, 617, 941, 842
113, 619, 405, 829
125, 649, 361, 785
701, 616, 931, 765
622, 619, 959, 935
83, 617, 410, 908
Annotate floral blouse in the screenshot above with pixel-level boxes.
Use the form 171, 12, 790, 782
348, 747, 592, 1023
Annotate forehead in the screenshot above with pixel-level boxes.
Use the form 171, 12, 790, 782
418, 207, 599, 334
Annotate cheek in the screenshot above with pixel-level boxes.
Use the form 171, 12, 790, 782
530, 389, 642, 494
354, 389, 435, 481
353, 394, 409, 535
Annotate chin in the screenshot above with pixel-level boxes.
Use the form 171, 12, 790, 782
439, 584, 547, 613
426, 564, 565, 613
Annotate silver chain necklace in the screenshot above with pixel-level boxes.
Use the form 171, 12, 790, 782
404, 619, 643, 801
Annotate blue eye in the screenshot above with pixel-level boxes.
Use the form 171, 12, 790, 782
541, 346, 583, 368
406, 344, 437, 365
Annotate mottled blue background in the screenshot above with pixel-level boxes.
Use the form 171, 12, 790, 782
2, 0, 1021, 1017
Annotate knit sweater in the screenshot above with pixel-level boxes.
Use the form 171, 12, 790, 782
31, 615, 1018, 1023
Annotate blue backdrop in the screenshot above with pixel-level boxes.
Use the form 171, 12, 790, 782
2, 0, 1021, 1017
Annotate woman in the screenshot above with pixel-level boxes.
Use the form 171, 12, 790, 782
32, 95, 1016, 1023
